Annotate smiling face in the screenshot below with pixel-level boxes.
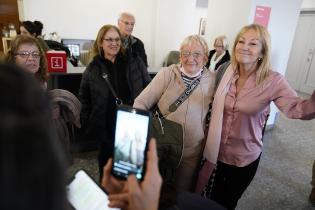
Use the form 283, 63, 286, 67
101, 28, 121, 61
14, 43, 40, 74
180, 40, 207, 76
235, 29, 263, 69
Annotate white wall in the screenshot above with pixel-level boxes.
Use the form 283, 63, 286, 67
249, 0, 302, 75
154, 0, 207, 69
206, 0, 252, 51
21, 0, 207, 70
301, 0, 315, 9
250, 0, 302, 125
22, 0, 155, 66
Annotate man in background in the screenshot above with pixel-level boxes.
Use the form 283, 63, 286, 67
118, 12, 148, 67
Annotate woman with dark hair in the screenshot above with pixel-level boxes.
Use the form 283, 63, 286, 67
20, 20, 42, 36
79, 24, 151, 179
20, 20, 49, 52
0, 63, 68, 210
5, 35, 48, 88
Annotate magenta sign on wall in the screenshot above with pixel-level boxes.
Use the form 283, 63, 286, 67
254, 6, 272, 28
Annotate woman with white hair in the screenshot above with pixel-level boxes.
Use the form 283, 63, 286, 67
134, 34, 216, 192
205, 35, 230, 71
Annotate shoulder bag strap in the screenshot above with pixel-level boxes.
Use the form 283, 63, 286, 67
168, 69, 204, 112
101, 72, 123, 106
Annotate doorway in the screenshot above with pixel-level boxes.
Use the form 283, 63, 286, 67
286, 11, 315, 95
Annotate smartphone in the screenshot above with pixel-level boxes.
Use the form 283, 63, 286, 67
112, 105, 151, 180
67, 170, 120, 210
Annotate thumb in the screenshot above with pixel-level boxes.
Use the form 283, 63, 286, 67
127, 175, 141, 195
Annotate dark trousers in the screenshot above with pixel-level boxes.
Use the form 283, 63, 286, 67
210, 155, 261, 210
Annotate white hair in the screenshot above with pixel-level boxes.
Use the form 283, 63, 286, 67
118, 12, 135, 21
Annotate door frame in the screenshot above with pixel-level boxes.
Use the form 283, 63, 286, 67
286, 10, 315, 94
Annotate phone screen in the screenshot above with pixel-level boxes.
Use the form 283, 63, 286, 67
67, 170, 120, 210
112, 106, 151, 180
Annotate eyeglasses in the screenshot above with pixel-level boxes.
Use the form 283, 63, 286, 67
103, 38, 121, 44
120, 20, 135, 27
181, 51, 204, 59
214, 45, 224, 48
15, 51, 40, 59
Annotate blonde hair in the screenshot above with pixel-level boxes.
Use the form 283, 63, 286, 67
180, 35, 209, 65
231, 24, 271, 85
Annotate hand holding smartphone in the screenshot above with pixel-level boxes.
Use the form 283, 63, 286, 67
111, 105, 151, 180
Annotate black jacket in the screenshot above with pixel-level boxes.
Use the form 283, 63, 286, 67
79, 53, 151, 146
205, 49, 230, 70
128, 36, 148, 67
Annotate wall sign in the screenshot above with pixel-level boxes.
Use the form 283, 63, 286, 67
254, 6, 272, 28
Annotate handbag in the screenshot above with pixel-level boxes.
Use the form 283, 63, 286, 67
150, 106, 183, 170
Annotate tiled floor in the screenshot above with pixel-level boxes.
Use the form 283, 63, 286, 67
67, 150, 99, 182
68, 106, 315, 210
237, 112, 315, 210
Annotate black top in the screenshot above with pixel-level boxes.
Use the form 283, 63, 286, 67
79, 52, 151, 145
205, 49, 230, 70
123, 35, 148, 67
104, 55, 131, 104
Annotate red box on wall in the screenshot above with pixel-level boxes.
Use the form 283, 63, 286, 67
46, 51, 67, 73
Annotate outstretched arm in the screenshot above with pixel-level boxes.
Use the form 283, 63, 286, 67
272, 75, 315, 120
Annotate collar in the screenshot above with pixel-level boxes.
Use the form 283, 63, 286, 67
179, 66, 203, 77
209, 51, 226, 70
121, 35, 137, 48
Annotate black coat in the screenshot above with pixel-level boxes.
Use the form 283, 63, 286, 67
128, 36, 148, 67
205, 49, 230, 70
79, 53, 151, 147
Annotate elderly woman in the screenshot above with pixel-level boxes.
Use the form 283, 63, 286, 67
134, 35, 215, 191
205, 35, 230, 71
197, 24, 315, 210
5, 35, 48, 88
79, 24, 151, 179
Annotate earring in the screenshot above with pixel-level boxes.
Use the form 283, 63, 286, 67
258, 57, 263, 62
